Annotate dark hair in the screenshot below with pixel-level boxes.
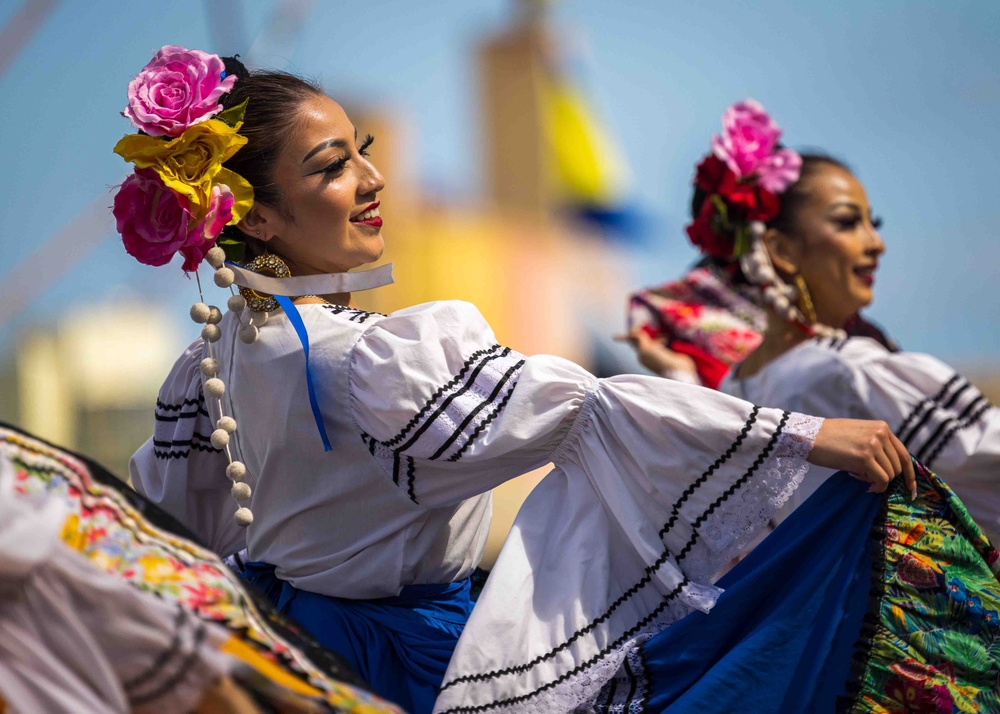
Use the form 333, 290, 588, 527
689, 152, 851, 235
218, 56, 324, 246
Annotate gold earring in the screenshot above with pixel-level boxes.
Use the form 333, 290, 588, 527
239, 253, 291, 312
793, 273, 817, 324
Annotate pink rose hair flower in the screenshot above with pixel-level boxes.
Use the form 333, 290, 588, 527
113, 168, 196, 267
123, 45, 236, 138
113, 169, 234, 271
709, 99, 801, 193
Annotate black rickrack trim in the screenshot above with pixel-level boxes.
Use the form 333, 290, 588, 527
122, 605, 187, 692
429, 360, 525, 461
675, 411, 788, 563
154, 395, 210, 423
378, 345, 505, 449
447, 378, 519, 462
896, 374, 962, 447
130, 622, 208, 705
439, 409, 782, 694
405, 456, 417, 503
156, 397, 203, 412
153, 442, 220, 459
321, 304, 383, 323
437, 578, 691, 714
658, 406, 760, 540
922, 398, 992, 468
835, 475, 895, 712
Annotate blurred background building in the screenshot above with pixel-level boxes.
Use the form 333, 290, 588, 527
1, 0, 998, 560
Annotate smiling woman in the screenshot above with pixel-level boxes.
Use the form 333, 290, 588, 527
718, 153, 1000, 536
122, 53, 923, 714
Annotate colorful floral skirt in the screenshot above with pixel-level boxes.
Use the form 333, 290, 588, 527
0, 421, 402, 714
597, 463, 1000, 713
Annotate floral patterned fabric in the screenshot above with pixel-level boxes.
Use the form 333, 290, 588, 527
627, 259, 766, 388
843, 465, 1000, 713
0, 422, 402, 714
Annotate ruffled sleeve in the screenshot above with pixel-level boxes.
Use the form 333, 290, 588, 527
841, 346, 1000, 538
348, 301, 825, 712
845, 349, 997, 474
129, 339, 243, 557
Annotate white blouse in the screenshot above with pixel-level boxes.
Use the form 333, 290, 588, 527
132, 299, 824, 711
721, 335, 1000, 539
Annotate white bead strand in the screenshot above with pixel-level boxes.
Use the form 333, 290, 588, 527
227, 294, 246, 314
226, 461, 247, 482
190, 302, 211, 323
217, 416, 237, 433
214, 267, 236, 288
235, 507, 253, 527
204, 378, 225, 399
231, 482, 252, 501
205, 246, 227, 269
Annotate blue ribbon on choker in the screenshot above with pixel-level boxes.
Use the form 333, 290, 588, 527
274, 295, 333, 452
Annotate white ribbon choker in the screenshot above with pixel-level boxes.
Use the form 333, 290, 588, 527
227, 262, 395, 296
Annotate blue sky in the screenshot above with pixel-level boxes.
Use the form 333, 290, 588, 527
1, 0, 998, 365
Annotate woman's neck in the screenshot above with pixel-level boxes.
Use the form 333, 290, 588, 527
734, 311, 811, 380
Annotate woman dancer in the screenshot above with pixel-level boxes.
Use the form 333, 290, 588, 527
592, 100, 1000, 714
119, 48, 911, 713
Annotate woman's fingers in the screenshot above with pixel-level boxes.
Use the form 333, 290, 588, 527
810, 418, 917, 496
890, 432, 918, 500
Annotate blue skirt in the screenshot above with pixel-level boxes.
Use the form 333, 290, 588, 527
239, 563, 473, 714
595, 468, 1000, 713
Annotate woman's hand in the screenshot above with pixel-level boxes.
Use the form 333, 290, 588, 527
810, 418, 917, 499
615, 330, 698, 380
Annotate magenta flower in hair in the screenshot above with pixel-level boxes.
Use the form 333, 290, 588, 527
123, 45, 236, 138
710, 99, 801, 192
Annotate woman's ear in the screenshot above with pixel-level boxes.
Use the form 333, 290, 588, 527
762, 226, 801, 277
237, 204, 276, 243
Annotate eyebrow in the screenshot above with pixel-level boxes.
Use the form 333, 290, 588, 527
301, 128, 359, 164
827, 201, 861, 212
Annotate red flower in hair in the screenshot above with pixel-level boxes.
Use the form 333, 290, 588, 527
686, 197, 734, 259
694, 155, 730, 193
723, 182, 780, 223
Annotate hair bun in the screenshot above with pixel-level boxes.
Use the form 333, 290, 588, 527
222, 55, 251, 82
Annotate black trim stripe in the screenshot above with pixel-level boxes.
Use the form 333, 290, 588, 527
153, 443, 220, 460
658, 406, 759, 541
156, 398, 202, 412
122, 606, 187, 692
914, 392, 985, 463
921, 398, 992, 468
676, 412, 788, 563
405, 456, 416, 503
439, 414, 793, 712
380, 345, 504, 448
429, 360, 524, 461
130, 624, 208, 705
321, 304, 382, 323
437, 578, 691, 714
389, 349, 513, 455
896, 375, 962, 446
439, 408, 780, 695
447, 379, 519, 463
